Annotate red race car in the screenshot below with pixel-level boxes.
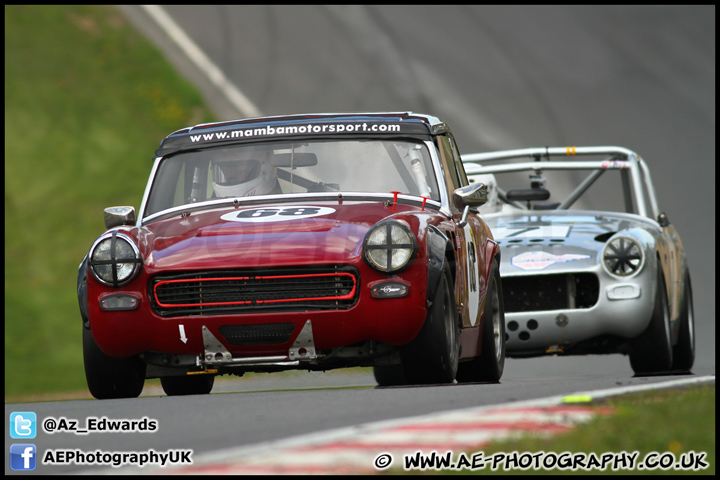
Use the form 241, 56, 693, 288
77, 112, 505, 398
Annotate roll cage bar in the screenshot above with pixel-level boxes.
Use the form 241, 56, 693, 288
461, 146, 662, 221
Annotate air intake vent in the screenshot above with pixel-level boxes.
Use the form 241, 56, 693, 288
218, 323, 295, 346
150, 266, 358, 317
502, 273, 599, 313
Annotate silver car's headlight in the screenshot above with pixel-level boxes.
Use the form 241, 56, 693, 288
363, 221, 418, 273
602, 236, 644, 277
89, 231, 142, 287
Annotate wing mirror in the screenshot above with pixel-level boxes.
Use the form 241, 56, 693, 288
104, 206, 136, 229
453, 183, 488, 209
453, 183, 488, 228
658, 212, 671, 227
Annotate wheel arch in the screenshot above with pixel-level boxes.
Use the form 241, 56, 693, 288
78, 254, 90, 329
426, 225, 455, 307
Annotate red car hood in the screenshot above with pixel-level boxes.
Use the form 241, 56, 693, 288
139, 201, 430, 272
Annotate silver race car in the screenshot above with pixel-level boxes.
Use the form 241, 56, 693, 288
462, 146, 693, 375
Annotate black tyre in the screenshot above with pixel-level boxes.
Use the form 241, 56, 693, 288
629, 262, 673, 375
373, 364, 409, 387
83, 326, 145, 399
400, 262, 459, 384
672, 271, 695, 371
456, 258, 506, 383
161, 375, 215, 396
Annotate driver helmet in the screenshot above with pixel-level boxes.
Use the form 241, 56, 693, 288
472, 173, 498, 210
211, 147, 276, 197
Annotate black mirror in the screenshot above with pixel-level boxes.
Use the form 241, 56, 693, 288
506, 188, 551, 202
453, 183, 488, 209
271, 153, 318, 168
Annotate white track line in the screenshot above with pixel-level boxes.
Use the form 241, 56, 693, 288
141, 5, 261, 119
106, 375, 713, 475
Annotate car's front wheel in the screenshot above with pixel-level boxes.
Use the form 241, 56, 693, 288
456, 258, 506, 383
672, 271, 695, 371
400, 262, 459, 384
372, 364, 409, 387
83, 326, 145, 399
629, 262, 673, 375
160, 375, 215, 396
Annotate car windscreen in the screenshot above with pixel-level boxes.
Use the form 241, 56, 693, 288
144, 139, 440, 217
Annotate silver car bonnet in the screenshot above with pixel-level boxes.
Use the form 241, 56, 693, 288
482, 209, 660, 276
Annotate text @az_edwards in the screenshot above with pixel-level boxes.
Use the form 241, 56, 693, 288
42, 416, 157, 434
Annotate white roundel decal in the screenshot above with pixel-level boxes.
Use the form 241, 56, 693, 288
221, 206, 336, 223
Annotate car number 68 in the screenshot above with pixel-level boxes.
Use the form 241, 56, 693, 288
221, 206, 336, 223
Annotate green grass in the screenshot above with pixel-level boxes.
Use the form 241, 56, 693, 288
4, 5, 215, 398
394, 384, 714, 475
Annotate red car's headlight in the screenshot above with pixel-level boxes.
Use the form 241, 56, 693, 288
363, 221, 418, 273
89, 231, 142, 287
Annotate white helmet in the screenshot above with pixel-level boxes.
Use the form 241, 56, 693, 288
471, 173, 498, 210
212, 148, 276, 198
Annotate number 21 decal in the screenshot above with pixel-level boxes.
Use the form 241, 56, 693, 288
221, 206, 336, 223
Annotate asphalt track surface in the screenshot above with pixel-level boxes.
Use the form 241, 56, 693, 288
6, 6, 714, 475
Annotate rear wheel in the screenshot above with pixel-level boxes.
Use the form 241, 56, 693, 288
456, 258, 506, 383
161, 375, 215, 396
672, 271, 695, 371
629, 262, 673, 375
400, 262, 459, 384
83, 326, 145, 399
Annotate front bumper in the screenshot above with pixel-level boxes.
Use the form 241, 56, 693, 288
86, 263, 428, 361
503, 265, 656, 354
